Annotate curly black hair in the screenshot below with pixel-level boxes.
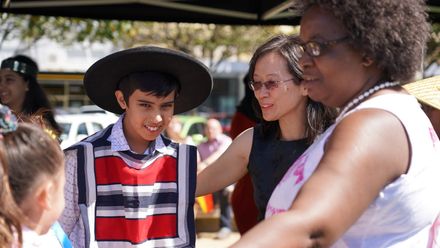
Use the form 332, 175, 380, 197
294, 0, 431, 84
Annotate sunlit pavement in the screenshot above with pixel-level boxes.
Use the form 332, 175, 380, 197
196, 231, 240, 248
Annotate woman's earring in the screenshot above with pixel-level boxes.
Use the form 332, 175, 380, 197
302, 87, 308, 96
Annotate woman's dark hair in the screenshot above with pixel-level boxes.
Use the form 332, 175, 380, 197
1, 55, 62, 134
2, 123, 64, 205
235, 73, 258, 123
249, 34, 337, 143
0, 147, 22, 247
294, 0, 430, 84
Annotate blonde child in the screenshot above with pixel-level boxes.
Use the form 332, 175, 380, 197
1, 108, 71, 248
0, 104, 22, 248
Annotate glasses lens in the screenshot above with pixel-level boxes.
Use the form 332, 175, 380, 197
306, 42, 321, 57
265, 80, 278, 90
250, 81, 262, 91
294, 44, 305, 58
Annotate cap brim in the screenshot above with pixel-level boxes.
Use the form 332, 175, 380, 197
84, 46, 213, 114
403, 75, 440, 110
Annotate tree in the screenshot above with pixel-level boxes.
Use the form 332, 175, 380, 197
426, 23, 440, 65
2, 13, 437, 70
0, 13, 293, 68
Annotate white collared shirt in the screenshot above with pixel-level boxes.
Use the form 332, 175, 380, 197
108, 113, 169, 156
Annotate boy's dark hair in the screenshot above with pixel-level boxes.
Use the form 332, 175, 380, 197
2, 123, 64, 205
117, 71, 181, 105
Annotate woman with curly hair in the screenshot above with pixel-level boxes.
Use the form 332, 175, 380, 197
231, 0, 440, 247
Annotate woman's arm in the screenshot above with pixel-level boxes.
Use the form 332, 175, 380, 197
231, 109, 409, 247
196, 128, 253, 197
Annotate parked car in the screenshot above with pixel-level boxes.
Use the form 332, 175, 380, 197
174, 115, 207, 145
56, 113, 118, 149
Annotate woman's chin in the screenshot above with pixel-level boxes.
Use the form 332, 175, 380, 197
262, 114, 277, 122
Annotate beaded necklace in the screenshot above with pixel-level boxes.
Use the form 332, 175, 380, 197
336, 81, 399, 121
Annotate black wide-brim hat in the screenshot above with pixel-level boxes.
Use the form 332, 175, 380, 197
84, 46, 213, 114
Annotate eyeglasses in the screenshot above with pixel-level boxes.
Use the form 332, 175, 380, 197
248, 78, 294, 91
296, 36, 350, 58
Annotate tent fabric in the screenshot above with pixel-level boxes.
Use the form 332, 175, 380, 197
2, 0, 438, 26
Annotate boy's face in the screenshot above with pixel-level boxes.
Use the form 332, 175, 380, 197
115, 89, 175, 152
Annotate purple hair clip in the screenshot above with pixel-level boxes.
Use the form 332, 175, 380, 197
0, 104, 18, 134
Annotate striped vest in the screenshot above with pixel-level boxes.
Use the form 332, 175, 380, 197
69, 125, 196, 247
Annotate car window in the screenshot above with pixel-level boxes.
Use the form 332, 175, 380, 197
188, 122, 205, 136
59, 123, 71, 142
77, 123, 88, 135
91, 122, 103, 133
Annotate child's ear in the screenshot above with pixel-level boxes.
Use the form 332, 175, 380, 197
36, 181, 54, 210
115, 90, 127, 110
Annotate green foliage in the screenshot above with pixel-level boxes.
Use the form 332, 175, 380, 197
2, 13, 437, 68
0, 14, 296, 67
426, 23, 440, 64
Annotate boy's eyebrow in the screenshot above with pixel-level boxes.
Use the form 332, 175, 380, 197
161, 100, 176, 105
137, 99, 175, 105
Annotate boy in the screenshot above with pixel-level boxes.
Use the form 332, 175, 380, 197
59, 46, 213, 248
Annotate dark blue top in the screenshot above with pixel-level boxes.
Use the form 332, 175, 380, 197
248, 124, 309, 221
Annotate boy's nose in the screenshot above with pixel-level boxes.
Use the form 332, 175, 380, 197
151, 113, 163, 124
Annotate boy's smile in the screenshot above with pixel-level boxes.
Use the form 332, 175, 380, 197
116, 89, 176, 154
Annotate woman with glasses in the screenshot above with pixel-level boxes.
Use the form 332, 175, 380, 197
196, 34, 336, 225
232, 0, 440, 247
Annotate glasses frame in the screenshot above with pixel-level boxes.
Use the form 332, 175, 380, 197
297, 36, 350, 58
248, 78, 294, 91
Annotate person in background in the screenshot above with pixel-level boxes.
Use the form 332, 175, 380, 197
0, 55, 61, 136
59, 46, 212, 248
229, 73, 260, 235
232, 0, 440, 247
196, 34, 336, 236
0, 104, 23, 248
404, 75, 440, 137
1, 105, 71, 247
198, 118, 233, 239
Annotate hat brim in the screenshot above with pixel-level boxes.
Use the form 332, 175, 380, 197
403, 75, 440, 110
84, 46, 213, 114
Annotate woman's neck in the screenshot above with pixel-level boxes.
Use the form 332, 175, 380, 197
278, 108, 307, 141
10, 101, 24, 115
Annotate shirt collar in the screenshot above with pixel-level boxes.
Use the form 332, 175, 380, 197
108, 113, 168, 155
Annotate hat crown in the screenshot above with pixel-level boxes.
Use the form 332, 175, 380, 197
84, 46, 213, 114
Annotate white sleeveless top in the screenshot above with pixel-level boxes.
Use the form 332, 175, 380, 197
266, 93, 440, 247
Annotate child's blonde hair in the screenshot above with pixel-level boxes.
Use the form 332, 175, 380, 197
0, 147, 22, 247
2, 123, 64, 205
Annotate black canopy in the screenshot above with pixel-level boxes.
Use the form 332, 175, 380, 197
2, 0, 439, 26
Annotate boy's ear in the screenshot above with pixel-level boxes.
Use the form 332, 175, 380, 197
115, 90, 127, 110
